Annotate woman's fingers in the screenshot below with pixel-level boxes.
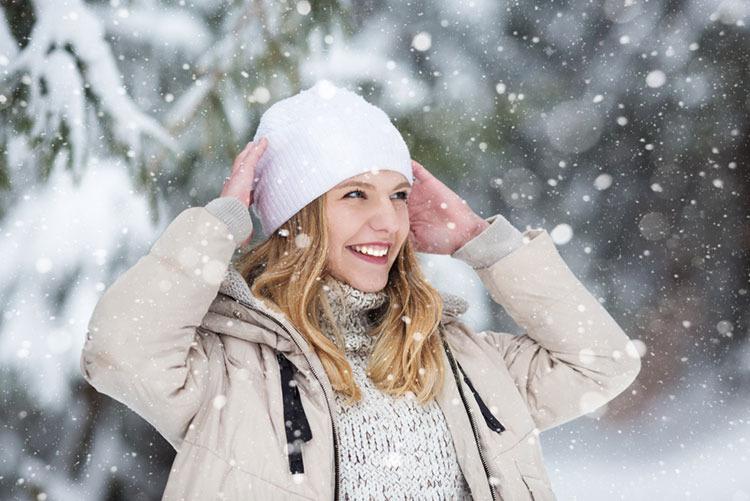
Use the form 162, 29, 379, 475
232, 141, 255, 172
241, 138, 267, 205
222, 137, 268, 207
411, 159, 429, 182
252, 136, 268, 157
234, 139, 263, 173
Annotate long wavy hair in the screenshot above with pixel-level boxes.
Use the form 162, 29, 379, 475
235, 193, 446, 405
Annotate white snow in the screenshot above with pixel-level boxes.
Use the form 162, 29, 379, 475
546, 389, 750, 500
638, 212, 669, 240
9, 0, 174, 174
646, 69, 667, 88
294, 233, 311, 248
296, 1, 312, 16
716, 320, 734, 336
712, 0, 747, 25
594, 174, 613, 191
412, 32, 432, 52
0, 158, 156, 408
0, 8, 18, 62
41, 49, 87, 172
626, 339, 648, 358
550, 224, 574, 245
213, 395, 227, 410
92, 4, 211, 56
300, 23, 431, 113
603, 0, 642, 24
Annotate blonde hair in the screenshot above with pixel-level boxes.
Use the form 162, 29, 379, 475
235, 194, 446, 405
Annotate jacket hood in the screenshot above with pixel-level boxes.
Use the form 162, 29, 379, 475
205, 264, 469, 352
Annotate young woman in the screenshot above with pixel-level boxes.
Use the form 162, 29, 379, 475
81, 82, 641, 500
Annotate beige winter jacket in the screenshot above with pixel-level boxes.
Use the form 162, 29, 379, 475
81, 206, 640, 501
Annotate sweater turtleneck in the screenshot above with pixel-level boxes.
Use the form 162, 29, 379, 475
317, 278, 472, 500
318, 279, 388, 355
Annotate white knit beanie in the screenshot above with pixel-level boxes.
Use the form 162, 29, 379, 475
250, 81, 413, 236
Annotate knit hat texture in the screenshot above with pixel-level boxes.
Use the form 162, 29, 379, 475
251, 81, 413, 236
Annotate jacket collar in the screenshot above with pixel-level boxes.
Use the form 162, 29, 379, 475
204, 265, 309, 356
210, 264, 470, 349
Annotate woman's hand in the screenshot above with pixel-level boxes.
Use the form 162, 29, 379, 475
407, 160, 490, 254
220, 137, 268, 247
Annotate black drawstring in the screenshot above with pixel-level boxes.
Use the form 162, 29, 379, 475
456, 360, 506, 434
277, 352, 314, 474
275, 348, 500, 477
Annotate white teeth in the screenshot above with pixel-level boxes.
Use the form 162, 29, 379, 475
351, 245, 388, 257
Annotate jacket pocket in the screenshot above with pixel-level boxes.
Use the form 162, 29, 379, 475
515, 461, 557, 501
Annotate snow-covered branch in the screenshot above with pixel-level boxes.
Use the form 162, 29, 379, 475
4, 0, 174, 177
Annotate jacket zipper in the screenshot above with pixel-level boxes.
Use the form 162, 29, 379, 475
439, 325, 498, 501
232, 299, 341, 501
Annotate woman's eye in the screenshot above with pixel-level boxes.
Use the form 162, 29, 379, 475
342, 190, 408, 202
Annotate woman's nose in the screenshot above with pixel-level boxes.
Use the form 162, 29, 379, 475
368, 198, 401, 233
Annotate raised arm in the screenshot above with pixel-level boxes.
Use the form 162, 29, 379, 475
453, 223, 641, 431
408, 159, 640, 431
80, 139, 265, 448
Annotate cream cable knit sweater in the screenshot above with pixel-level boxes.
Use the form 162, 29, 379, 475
319, 280, 473, 501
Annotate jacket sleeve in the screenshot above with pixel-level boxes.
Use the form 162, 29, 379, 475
80, 201, 250, 449
452, 222, 641, 431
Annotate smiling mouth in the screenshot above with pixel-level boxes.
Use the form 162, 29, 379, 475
348, 244, 389, 257
346, 244, 390, 264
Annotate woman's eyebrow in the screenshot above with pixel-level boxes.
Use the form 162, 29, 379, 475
334, 180, 411, 191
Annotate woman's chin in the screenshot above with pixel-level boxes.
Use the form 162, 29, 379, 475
355, 283, 387, 293
334, 275, 388, 293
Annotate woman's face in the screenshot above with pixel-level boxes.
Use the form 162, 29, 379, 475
325, 170, 411, 292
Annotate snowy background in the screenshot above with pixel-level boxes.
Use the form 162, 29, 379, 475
1, 0, 748, 499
